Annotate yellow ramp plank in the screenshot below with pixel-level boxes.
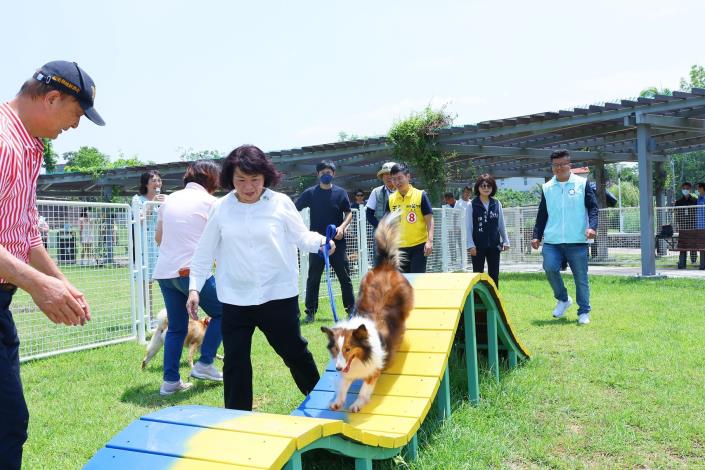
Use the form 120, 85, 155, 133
356, 395, 430, 418
413, 289, 468, 309
184, 428, 295, 468
212, 414, 340, 449
406, 308, 460, 330
344, 414, 420, 438
399, 330, 455, 354
409, 273, 483, 290
373, 374, 439, 398
385, 352, 447, 376
173, 459, 258, 470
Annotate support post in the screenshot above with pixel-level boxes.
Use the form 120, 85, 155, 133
441, 208, 449, 272
486, 306, 500, 382
283, 451, 302, 470
464, 289, 480, 405
354, 457, 372, 470
403, 434, 418, 462
358, 207, 369, 275
459, 205, 468, 272
436, 365, 451, 420
131, 199, 146, 344
636, 120, 656, 275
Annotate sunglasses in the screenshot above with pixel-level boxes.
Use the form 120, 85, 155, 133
479, 183, 492, 189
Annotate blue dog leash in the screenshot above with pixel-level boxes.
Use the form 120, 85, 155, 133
322, 224, 339, 322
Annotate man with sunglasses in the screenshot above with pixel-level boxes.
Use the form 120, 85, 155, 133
531, 150, 598, 325
0, 60, 104, 469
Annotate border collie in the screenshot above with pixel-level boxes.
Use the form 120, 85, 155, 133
321, 211, 413, 412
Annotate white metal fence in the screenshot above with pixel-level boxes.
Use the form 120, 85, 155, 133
17, 197, 704, 361
16, 200, 135, 362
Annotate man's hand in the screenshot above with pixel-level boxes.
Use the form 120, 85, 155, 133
423, 240, 433, 256
469, 247, 477, 257
63, 280, 91, 323
334, 226, 346, 240
586, 228, 597, 240
28, 276, 89, 326
186, 290, 200, 320
531, 239, 540, 250
502, 244, 510, 252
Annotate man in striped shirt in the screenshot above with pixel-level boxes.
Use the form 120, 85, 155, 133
0, 60, 105, 470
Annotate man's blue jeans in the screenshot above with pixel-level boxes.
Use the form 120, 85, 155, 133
542, 243, 591, 315
157, 276, 222, 382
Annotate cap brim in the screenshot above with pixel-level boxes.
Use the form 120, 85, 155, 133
83, 106, 105, 126
377, 170, 389, 179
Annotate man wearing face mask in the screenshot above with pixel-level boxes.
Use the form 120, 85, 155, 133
295, 160, 355, 323
675, 182, 698, 269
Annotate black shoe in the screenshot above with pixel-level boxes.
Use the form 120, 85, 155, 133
303, 312, 315, 324
677, 264, 686, 270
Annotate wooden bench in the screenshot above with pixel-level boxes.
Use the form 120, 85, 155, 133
674, 229, 705, 251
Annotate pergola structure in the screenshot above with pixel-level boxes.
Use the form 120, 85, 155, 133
37, 89, 705, 275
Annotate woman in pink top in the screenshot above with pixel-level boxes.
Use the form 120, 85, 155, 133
152, 161, 223, 395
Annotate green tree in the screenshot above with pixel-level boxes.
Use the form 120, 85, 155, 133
495, 188, 542, 208
178, 148, 223, 161
41, 138, 58, 173
63, 146, 111, 173
388, 105, 455, 204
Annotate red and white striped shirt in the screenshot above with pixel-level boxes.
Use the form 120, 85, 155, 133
0, 102, 44, 281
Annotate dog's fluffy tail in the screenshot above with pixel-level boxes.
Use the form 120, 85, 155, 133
375, 210, 402, 269
142, 309, 168, 369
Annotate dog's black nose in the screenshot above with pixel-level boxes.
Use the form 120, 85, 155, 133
335, 366, 342, 371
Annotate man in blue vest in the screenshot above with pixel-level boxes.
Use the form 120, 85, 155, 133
531, 150, 599, 325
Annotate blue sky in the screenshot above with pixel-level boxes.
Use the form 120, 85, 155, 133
3, 0, 704, 163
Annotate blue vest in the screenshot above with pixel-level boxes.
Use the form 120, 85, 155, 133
471, 197, 501, 250
542, 174, 588, 244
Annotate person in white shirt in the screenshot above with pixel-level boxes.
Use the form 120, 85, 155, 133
455, 186, 472, 211
187, 145, 335, 411
152, 161, 224, 395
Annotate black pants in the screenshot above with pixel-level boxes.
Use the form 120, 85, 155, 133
221, 296, 320, 411
0, 292, 28, 470
678, 251, 698, 267
471, 246, 501, 287
400, 242, 428, 273
305, 247, 355, 315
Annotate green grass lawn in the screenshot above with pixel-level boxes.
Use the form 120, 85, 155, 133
18, 273, 705, 469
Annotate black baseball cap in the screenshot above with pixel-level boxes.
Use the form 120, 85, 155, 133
33, 60, 105, 126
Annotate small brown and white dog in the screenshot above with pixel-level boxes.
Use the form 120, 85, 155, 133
321, 212, 413, 412
141, 308, 217, 369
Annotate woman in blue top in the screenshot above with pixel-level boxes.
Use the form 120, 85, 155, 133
466, 174, 510, 287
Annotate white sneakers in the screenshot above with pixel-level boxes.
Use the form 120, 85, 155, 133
190, 361, 223, 382
159, 362, 222, 395
551, 297, 591, 325
552, 297, 573, 318
160, 379, 193, 396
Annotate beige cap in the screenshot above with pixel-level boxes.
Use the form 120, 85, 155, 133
377, 162, 396, 179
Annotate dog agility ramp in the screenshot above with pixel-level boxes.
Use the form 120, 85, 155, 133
85, 273, 530, 469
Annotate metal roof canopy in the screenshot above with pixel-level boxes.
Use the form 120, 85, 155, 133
38, 88, 705, 276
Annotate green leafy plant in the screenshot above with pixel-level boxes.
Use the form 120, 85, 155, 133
388, 106, 455, 204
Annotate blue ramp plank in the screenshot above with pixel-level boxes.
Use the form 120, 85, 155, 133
84, 447, 254, 469
142, 405, 253, 427
106, 420, 295, 468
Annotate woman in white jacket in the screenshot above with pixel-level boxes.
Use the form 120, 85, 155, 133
187, 145, 335, 411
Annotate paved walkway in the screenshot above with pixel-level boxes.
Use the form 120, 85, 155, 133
503, 263, 705, 280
